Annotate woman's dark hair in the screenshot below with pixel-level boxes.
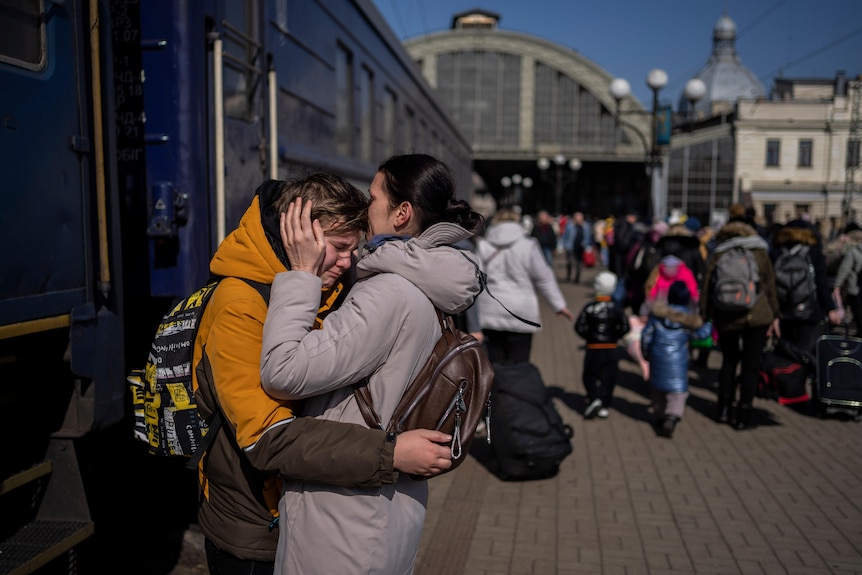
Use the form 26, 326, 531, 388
377, 154, 483, 234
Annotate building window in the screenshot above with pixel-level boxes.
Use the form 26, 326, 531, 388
403, 106, 415, 153
766, 139, 780, 167
335, 44, 354, 156
795, 204, 810, 218
0, 0, 45, 70
358, 65, 373, 162
798, 140, 813, 167
222, 1, 261, 120
382, 88, 397, 158
848, 140, 861, 168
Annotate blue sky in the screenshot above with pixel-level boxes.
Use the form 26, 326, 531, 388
371, 0, 862, 108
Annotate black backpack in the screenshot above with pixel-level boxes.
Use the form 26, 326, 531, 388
488, 362, 574, 481
774, 244, 818, 321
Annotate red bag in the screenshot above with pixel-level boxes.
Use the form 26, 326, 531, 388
582, 247, 596, 268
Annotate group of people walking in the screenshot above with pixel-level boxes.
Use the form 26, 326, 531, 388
570, 203, 847, 437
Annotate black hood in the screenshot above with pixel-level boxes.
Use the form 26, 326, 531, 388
256, 179, 291, 269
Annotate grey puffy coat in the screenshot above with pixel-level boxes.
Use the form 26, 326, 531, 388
260, 222, 480, 575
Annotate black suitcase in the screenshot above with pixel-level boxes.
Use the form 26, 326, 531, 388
489, 362, 574, 481
815, 329, 862, 417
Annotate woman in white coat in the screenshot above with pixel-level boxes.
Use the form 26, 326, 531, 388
475, 208, 574, 364
260, 154, 484, 575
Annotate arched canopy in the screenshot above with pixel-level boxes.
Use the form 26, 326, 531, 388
406, 28, 650, 162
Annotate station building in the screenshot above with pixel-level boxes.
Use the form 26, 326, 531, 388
404, 10, 861, 231
404, 9, 652, 218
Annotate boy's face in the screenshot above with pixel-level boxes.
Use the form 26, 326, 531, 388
318, 224, 361, 289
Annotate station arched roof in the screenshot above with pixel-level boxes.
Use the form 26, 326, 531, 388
405, 27, 651, 162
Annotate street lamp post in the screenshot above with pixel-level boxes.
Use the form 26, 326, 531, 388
537, 155, 581, 216
610, 69, 669, 221
646, 69, 668, 222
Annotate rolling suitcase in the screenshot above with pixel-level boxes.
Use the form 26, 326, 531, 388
815, 327, 862, 418
489, 362, 574, 481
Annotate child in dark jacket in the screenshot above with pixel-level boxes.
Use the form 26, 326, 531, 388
641, 281, 712, 437
575, 271, 630, 419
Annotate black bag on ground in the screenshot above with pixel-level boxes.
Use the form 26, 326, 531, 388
489, 362, 573, 481
757, 338, 813, 405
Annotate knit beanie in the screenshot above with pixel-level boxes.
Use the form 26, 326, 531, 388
594, 271, 618, 296
667, 280, 691, 307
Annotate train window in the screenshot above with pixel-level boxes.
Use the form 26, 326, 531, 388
359, 65, 373, 162
383, 88, 397, 158
222, 1, 260, 120
0, 0, 46, 70
335, 44, 354, 156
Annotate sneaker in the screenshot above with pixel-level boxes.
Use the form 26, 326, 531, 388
584, 398, 603, 419
597, 407, 609, 418
658, 415, 679, 437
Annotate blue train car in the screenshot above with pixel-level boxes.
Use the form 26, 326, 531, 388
0, 1, 471, 573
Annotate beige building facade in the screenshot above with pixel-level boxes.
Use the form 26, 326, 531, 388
735, 77, 861, 231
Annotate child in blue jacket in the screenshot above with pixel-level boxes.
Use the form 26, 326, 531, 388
641, 281, 712, 437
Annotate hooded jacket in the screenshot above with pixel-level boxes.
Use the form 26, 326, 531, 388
193, 181, 397, 562
641, 301, 712, 393
700, 220, 780, 331
772, 222, 835, 321
259, 222, 481, 575
474, 220, 568, 333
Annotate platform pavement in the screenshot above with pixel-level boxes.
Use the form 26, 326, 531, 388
413, 259, 862, 575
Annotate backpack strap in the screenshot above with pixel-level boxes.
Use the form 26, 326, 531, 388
460, 250, 541, 328
186, 277, 271, 471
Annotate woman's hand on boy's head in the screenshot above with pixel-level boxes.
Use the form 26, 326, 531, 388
281, 198, 326, 275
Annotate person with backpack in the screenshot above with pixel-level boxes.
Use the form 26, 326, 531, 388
641, 281, 712, 438
474, 208, 574, 364
259, 154, 484, 575
575, 271, 630, 419
833, 235, 862, 332
772, 219, 841, 354
700, 218, 781, 430
194, 174, 453, 575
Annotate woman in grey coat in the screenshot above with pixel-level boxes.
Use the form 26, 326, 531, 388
260, 155, 484, 575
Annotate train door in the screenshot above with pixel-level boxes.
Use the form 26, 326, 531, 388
211, 0, 269, 239
0, 1, 92, 325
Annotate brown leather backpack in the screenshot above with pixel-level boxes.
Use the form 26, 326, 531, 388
354, 309, 494, 476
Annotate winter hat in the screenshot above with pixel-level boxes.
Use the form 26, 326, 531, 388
594, 271, 618, 296
667, 280, 691, 307
683, 216, 702, 233
661, 255, 682, 269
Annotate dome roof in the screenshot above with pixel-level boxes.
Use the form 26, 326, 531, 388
679, 14, 765, 117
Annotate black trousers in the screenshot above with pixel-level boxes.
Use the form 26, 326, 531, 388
483, 330, 533, 364
582, 348, 620, 406
717, 326, 768, 407
205, 538, 274, 575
